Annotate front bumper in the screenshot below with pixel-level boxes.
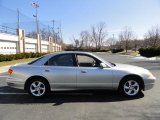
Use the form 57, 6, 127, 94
144, 77, 156, 91
6, 77, 25, 90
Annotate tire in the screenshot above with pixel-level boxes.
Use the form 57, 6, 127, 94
27, 78, 50, 98
119, 77, 142, 97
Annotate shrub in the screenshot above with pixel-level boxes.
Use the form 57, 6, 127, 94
0, 52, 48, 62
64, 48, 110, 52
111, 48, 124, 53
91, 49, 110, 52
0, 55, 5, 62
139, 47, 160, 58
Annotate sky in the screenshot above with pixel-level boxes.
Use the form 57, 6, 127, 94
1, 0, 160, 43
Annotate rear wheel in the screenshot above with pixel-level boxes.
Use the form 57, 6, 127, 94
119, 77, 142, 97
27, 79, 50, 98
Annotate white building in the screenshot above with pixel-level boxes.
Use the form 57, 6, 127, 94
0, 29, 62, 54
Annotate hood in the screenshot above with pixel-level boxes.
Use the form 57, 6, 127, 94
115, 63, 146, 70
113, 63, 154, 79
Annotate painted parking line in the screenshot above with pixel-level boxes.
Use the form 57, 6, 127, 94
54, 93, 93, 95
0, 93, 28, 95
0, 76, 8, 78
0, 92, 93, 95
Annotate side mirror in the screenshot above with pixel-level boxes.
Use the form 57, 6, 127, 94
100, 63, 106, 68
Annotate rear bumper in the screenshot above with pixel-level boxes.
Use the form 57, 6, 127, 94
6, 77, 24, 90
144, 77, 156, 91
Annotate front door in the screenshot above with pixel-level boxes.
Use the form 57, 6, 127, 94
76, 54, 113, 89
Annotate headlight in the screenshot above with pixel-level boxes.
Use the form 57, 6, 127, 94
145, 71, 155, 79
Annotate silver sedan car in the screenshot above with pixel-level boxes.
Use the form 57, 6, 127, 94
6, 51, 156, 98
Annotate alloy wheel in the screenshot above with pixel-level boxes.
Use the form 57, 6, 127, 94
30, 81, 46, 97
123, 80, 140, 96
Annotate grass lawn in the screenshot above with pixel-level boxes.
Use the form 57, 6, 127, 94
0, 58, 36, 67
119, 51, 139, 56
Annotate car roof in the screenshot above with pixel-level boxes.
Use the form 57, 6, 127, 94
28, 51, 112, 67
45, 51, 94, 57
29, 51, 94, 66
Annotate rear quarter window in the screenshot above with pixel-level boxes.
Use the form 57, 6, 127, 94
28, 56, 44, 65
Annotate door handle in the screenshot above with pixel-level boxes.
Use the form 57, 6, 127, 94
81, 70, 87, 73
45, 69, 50, 72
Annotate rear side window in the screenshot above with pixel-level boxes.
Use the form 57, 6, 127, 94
28, 56, 44, 65
46, 54, 75, 67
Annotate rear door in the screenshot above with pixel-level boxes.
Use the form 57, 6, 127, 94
42, 53, 77, 90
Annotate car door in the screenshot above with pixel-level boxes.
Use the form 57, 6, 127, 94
42, 53, 77, 90
76, 54, 113, 89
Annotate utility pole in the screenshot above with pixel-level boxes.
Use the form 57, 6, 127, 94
32, 2, 40, 53
59, 21, 63, 44
112, 34, 115, 40
51, 20, 56, 44
57, 27, 60, 43
32, 2, 39, 34
51, 20, 55, 34
111, 34, 115, 49
51, 20, 56, 51
17, 9, 20, 29
47, 25, 50, 36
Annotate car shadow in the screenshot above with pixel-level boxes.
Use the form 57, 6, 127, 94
0, 86, 144, 105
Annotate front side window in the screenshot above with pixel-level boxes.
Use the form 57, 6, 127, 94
76, 54, 100, 67
46, 54, 74, 67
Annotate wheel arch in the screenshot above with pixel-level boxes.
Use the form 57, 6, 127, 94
24, 75, 51, 91
119, 74, 144, 90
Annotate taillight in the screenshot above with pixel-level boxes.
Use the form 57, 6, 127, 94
8, 69, 13, 75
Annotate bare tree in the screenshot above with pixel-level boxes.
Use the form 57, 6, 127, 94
117, 33, 123, 49
144, 26, 160, 48
25, 27, 63, 44
26, 31, 37, 39
90, 22, 107, 50
79, 30, 93, 49
70, 22, 107, 51
119, 27, 134, 53
105, 36, 117, 49
73, 37, 79, 49
40, 28, 51, 40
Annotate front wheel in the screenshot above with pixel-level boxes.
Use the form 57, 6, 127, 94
27, 79, 49, 98
119, 79, 141, 97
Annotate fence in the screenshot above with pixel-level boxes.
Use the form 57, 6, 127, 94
0, 25, 17, 35
0, 4, 62, 43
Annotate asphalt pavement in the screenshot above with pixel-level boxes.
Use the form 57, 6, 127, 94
0, 53, 160, 120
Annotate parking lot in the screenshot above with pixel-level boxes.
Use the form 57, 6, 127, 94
0, 53, 160, 120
